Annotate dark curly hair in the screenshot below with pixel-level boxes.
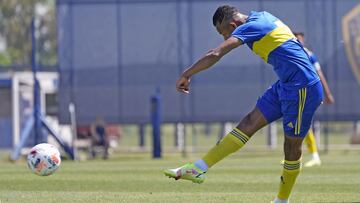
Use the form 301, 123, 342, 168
212, 5, 239, 26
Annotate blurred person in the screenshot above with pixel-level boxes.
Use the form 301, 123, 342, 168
164, 5, 324, 203
90, 117, 109, 159
294, 32, 335, 167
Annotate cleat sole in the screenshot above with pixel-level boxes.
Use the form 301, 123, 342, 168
163, 168, 205, 184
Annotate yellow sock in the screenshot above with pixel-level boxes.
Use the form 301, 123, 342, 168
277, 159, 301, 200
305, 128, 317, 153
202, 128, 249, 167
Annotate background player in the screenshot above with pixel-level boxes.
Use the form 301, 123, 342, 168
294, 32, 335, 167
164, 5, 323, 203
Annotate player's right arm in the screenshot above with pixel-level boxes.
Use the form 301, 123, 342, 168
176, 37, 243, 94
316, 68, 335, 104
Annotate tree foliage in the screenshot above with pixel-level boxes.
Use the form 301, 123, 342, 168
0, 0, 57, 68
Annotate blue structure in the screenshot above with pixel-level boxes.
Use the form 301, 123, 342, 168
151, 88, 162, 158
57, 0, 360, 125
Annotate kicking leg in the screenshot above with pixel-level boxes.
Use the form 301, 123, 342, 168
163, 107, 268, 183
201, 107, 268, 168
197, 81, 283, 172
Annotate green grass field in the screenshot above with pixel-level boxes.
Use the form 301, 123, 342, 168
0, 150, 359, 203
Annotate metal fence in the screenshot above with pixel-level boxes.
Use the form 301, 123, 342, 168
57, 0, 360, 124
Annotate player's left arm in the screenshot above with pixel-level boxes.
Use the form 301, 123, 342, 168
176, 37, 242, 93
316, 67, 335, 104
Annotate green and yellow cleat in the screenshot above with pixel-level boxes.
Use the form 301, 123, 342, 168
163, 163, 206, 184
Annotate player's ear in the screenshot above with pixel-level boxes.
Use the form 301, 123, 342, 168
229, 22, 237, 29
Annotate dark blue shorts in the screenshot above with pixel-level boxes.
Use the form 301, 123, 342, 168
256, 81, 323, 137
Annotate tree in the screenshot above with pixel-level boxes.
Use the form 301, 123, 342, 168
0, 0, 57, 68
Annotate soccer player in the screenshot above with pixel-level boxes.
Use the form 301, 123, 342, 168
293, 32, 335, 167
164, 5, 323, 203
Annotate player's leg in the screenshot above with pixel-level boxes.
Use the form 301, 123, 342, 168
164, 107, 269, 183
164, 82, 282, 183
274, 82, 323, 203
197, 81, 282, 171
200, 107, 268, 169
304, 127, 321, 167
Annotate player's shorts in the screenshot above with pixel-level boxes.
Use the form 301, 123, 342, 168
256, 80, 323, 137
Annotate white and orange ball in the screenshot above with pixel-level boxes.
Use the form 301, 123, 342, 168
27, 143, 61, 176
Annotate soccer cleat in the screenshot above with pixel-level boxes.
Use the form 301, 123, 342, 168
163, 163, 206, 184
272, 198, 289, 203
304, 159, 321, 167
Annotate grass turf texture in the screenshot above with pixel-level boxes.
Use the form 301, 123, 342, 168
0, 151, 359, 203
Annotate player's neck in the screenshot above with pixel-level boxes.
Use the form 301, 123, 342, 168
234, 13, 248, 26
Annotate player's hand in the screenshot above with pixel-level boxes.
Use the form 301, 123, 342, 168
176, 76, 190, 94
324, 94, 335, 104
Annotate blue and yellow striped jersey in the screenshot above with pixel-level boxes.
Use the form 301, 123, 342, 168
231, 11, 320, 89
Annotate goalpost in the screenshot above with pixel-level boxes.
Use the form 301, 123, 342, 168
10, 72, 59, 152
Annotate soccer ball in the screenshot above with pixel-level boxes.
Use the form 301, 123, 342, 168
27, 143, 61, 176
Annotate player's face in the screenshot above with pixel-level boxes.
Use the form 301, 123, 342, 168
216, 21, 237, 40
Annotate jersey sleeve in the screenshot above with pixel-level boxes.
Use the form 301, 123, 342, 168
231, 22, 263, 44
